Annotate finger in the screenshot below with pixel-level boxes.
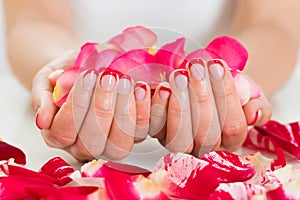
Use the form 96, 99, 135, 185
32, 50, 79, 130
243, 93, 272, 126
32, 67, 59, 130
103, 75, 136, 160
43, 70, 97, 148
149, 82, 171, 142
166, 69, 193, 153
69, 70, 118, 160
186, 59, 221, 156
134, 81, 151, 142
208, 59, 248, 151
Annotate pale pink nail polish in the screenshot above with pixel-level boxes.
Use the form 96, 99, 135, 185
118, 75, 131, 94
83, 70, 97, 91
208, 60, 224, 80
174, 70, 188, 90
159, 85, 171, 100
188, 59, 205, 80
135, 82, 147, 101
101, 69, 117, 91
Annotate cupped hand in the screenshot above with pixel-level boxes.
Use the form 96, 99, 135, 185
150, 59, 272, 157
32, 51, 151, 161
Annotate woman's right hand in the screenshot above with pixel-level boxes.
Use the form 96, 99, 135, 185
32, 50, 152, 161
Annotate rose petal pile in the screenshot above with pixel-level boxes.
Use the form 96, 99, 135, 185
1, 126, 300, 200
51, 26, 260, 107
245, 120, 300, 160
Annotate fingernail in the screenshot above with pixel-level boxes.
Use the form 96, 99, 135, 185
208, 59, 224, 80
101, 69, 117, 91
83, 70, 97, 91
249, 109, 262, 126
174, 70, 188, 90
188, 59, 205, 80
159, 83, 171, 100
118, 75, 131, 94
135, 82, 147, 101
35, 113, 42, 130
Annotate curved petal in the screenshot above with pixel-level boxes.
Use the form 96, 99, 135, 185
74, 43, 99, 70
181, 48, 214, 68
40, 157, 74, 186
108, 49, 169, 88
108, 26, 157, 52
53, 67, 80, 107
206, 36, 248, 71
200, 151, 255, 183
0, 140, 26, 165
155, 37, 186, 69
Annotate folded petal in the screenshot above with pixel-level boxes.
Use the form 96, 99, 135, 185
0, 140, 26, 165
40, 157, 75, 186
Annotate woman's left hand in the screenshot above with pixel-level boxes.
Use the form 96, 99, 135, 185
150, 59, 272, 156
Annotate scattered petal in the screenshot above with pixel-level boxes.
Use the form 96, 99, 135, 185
0, 140, 26, 165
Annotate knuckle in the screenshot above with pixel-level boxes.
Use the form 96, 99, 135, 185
168, 105, 190, 118
193, 92, 213, 105
150, 105, 167, 119
94, 101, 114, 118
136, 114, 149, 125
223, 121, 247, 139
214, 85, 237, 100
45, 133, 76, 148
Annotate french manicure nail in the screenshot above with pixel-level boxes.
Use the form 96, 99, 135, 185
83, 70, 97, 91
249, 109, 262, 126
188, 59, 205, 80
101, 69, 117, 91
174, 70, 188, 90
208, 59, 224, 80
135, 82, 147, 101
159, 84, 171, 100
118, 75, 131, 94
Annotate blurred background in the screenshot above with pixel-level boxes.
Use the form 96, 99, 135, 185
0, 1, 8, 74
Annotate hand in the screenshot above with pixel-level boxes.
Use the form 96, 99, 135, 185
32, 51, 152, 161
150, 59, 272, 156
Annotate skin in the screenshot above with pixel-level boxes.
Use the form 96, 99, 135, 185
4, 0, 299, 159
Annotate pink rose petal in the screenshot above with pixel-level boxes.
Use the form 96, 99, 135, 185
206, 36, 248, 71
53, 67, 80, 107
151, 152, 219, 199
74, 42, 99, 70
155, 37, 186, 69
108, 26, 157, 52
200, 151, 255, 183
